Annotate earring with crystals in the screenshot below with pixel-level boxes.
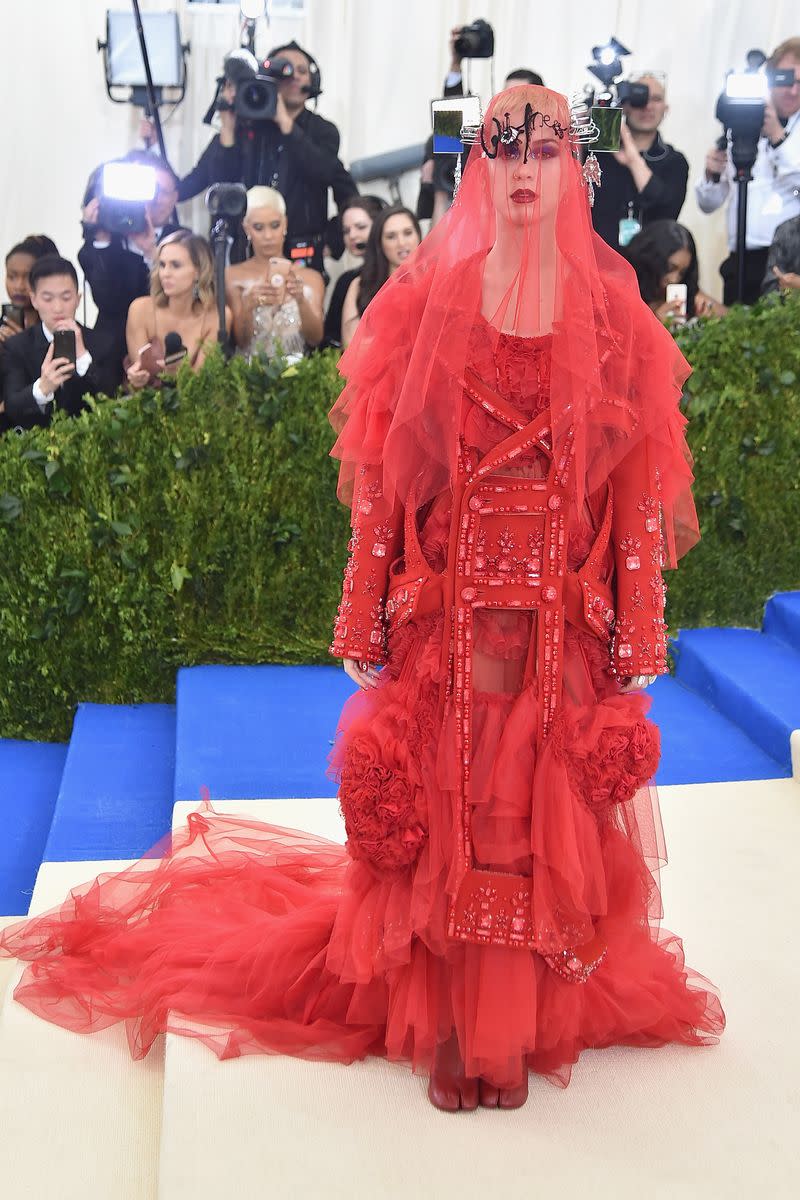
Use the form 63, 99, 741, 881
582, 151, 602, 207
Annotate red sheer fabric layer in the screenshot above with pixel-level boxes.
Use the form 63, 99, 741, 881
330, 85, 698, 568
0, 615, 723, 1088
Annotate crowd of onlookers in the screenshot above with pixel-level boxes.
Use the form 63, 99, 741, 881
1, 34, 799, 434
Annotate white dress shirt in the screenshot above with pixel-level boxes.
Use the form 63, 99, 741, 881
33, 323, 92, 410
694, 109, 800, 250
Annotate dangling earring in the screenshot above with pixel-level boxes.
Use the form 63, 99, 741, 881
192, 279, 200, 302
582, 152, 602, 208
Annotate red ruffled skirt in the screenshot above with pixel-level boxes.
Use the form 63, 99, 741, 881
0, 613, 724, 1088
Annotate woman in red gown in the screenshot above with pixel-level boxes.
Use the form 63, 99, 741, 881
0, 86, 724, 1110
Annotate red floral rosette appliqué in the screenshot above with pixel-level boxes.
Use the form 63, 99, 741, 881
561, 696, 660, 814
338, 736, 428, 874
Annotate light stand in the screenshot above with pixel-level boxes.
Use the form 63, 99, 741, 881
716, 85, 765, 303
131, 0, 167, 161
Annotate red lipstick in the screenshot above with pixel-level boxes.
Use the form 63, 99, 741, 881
511, 189, 536, 204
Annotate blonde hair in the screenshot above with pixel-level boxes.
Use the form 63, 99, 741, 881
151, 230, 215, 309
487, 83, 568, 129
246, 186, 286, 216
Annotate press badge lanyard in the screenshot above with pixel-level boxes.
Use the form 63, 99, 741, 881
618, 201, 641, 247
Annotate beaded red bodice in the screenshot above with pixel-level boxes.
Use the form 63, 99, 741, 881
330, 327, 668, 681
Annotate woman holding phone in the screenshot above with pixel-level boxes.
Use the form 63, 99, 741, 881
226, 186, 324, 361
125, 231, 230, 389
624, 221, 726, 323
0, 235, 59, 350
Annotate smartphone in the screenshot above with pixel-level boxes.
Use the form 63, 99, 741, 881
52, 328, 76, 364
1, 302, 25, 330
666, 283, 688, 318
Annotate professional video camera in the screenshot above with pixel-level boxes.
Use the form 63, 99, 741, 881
203, 49, 294, 126
453, 18, 494, 60
585, 38, 649, 108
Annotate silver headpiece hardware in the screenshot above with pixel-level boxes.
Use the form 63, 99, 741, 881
567, 94, 601, 146
568, 94, 602, 207
454, 108, 483, 196
453, 95, 603, 202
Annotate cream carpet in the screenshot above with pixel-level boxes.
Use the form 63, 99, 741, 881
0, 779, 797, 1200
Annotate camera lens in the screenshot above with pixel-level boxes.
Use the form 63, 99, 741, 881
242, 82, 265, 109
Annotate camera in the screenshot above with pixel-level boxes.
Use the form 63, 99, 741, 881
453, 19, 494, 60
211, 49, 295, 125
235, 58, 294, 121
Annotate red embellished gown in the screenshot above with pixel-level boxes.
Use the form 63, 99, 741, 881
0, 321, 724, 1088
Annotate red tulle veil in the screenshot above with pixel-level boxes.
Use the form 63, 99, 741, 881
330, 84, 698, 566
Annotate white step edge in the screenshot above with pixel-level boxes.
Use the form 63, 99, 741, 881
159, 782, 800, 1199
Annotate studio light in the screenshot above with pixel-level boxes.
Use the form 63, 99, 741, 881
724, 72, 768, 101
100, 10, 188, 99
103, 162, 156, 202
97, 162, 157, 236
240, 0, 267, 18
587, 37, 632, 89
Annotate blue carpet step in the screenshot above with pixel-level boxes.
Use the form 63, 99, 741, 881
763, 591, 800, 654
645, 675, 789, 785
44, 703, 176, 861
673, 629, 800, 771
0, 741, 68, 914
175, 665, 356, 802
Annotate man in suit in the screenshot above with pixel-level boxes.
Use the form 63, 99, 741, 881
1, 255, 117, 430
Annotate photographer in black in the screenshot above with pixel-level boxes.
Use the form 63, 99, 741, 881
177, 42, 356, 274
78, 155, 185, 379
591, 73, 689, 250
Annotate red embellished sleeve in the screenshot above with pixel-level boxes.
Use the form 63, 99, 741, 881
329, 464, 404, 666
609, 438, 669, 679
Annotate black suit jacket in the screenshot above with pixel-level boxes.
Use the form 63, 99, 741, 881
2, 324, 118, 430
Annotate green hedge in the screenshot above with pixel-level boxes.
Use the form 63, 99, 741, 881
670, 291, 800, 627
1, 295, 799, 741
0, 351, 348, 741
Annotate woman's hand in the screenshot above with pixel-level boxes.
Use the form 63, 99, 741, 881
653, 297, 684, 324
126, 343, 159, 390
126, 359, 151, 389
285, 269, 304, 303
0, 316, 23, 343
694, 290, 728, 318
621, 675, 657, 692
772, 266, 800, 291
343, 658, 381, 689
